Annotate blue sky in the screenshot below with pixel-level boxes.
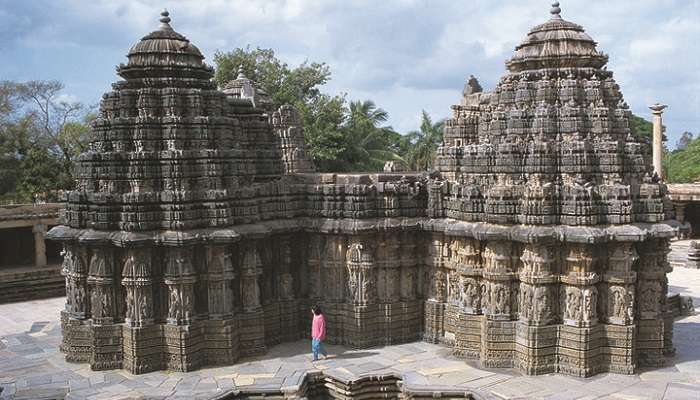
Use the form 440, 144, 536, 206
1, 0, 698, 147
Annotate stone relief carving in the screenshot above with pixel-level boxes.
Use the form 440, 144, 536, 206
460, 277, 481, 313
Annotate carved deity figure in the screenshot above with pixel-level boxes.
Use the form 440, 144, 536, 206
565, 287, 582, 321
582, 287, 597, 323
169, 288, 182, 321
495, 285, 508, 314
460, 277, 480, 311
520, 285, 534, 320
640, 281, 660, 314
431, 269, 447, 302
534, 287, 551, 322
125, 289, 135, 320
279, 273, 294, 301
74, 285, 85, 314
448, 271, 460, 304
612, 288, 625, 319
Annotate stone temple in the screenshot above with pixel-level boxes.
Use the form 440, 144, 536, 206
48, 3, 681, 378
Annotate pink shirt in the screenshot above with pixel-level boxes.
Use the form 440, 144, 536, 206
312, 314, 326, 340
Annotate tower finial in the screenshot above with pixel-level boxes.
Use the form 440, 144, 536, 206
550, 1, 562, 19
159, 8, 172, 29
237, 65, 246, 80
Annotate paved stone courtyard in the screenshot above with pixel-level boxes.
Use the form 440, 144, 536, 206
0, 245, 699, 400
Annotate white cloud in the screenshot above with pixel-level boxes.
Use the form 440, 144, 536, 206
1, 0, 698, 146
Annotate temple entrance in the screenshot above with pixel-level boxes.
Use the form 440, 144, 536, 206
0, 227, 35, 266
684, 203, 700, 238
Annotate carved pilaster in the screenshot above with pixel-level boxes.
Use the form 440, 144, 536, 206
519, 244, 557, 325
560, 243, 599, 327
277, 238, 294, 301
87, 247, 115, 325
308, 235, 323, 300
164, 248, 196, 325
241, 243, 262, 312
206, 245, 235, 319
323, 235, 346, 302
62, 244, 89, 320
482, 241, 517, 320
122, 248, 154, 327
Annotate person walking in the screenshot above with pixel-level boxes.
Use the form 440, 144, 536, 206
311, 305, 328, 361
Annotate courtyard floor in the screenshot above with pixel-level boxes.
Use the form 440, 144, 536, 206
1, 245, 700, 399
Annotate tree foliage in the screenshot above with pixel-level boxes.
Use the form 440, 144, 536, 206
402, 111, 444, 171
214, 47, 330, 107
630, 114, 653, 141
214, 47, 407, 172
665, 134, 700, 183
0, 80, 92, 203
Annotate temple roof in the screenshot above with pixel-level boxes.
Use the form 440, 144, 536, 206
506, 2, 608, 72
118, 10, 212, 80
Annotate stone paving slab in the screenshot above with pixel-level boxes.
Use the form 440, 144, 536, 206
1, 264, 700, 399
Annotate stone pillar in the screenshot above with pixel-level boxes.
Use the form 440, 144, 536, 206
649, 103, 667, 179
674, 202, 686, 224
32, 223, 47, 267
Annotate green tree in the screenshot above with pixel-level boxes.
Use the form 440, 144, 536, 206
665, 134, 700, 183
339, 100, 402, 171
300, 93, 348, 171
214, 47, 409, 172
403, 111, 444, 171
630, 114, 653, 141
0, 80, 92, 203
214, 47, 330, 107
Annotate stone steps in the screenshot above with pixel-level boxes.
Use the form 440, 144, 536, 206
0, 264, 64, 304
215, 371, 479, 399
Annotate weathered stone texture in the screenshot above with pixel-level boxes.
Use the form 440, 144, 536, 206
48, 5, 682, 378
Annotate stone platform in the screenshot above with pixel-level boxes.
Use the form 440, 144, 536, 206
0, 264, 64, 304
0, 265, 699, 400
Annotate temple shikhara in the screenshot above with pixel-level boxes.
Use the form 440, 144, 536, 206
48, 3, 681, 378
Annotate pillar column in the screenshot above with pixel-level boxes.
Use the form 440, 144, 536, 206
32, 223, 47, 267
649, 103, 667, 179
674, 202, 686, 224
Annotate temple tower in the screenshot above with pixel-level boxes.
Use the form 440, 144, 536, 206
432, 1, 677, 376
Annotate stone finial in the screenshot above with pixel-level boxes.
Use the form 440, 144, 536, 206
463, 75, 483, 95
550, 1, 562, 19
237, 65, 246, 80
649, 103, 667, 115
159, 9, 172, 29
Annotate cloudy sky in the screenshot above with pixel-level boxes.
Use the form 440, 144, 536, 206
1, 0, 698, 146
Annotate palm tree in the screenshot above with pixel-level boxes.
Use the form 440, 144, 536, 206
405, 111, 444, 171
341, 100, 401, 171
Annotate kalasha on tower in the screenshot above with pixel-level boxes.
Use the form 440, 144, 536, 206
49, 4, 681, 378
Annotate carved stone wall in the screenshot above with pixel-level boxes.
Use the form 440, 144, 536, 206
48, 6, 681, 378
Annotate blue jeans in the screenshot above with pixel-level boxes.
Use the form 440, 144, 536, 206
311, 338, 327, 360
